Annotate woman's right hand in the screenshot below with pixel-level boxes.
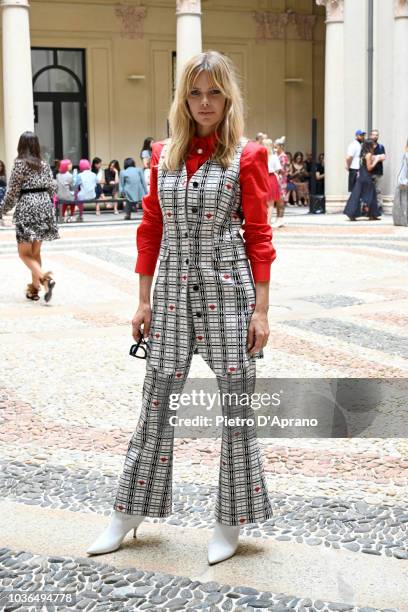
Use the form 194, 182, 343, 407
132, 302, 152, 342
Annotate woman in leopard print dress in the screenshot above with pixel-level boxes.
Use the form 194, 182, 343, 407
0, 132, 59, 302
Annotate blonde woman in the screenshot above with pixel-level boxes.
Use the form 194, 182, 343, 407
274, 136, 289, 227
263, 138, 281, 224
87, 51, 276, 565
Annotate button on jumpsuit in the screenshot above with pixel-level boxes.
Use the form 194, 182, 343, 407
114, 138, 273, 526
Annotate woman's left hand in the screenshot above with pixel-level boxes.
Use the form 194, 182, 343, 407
247, 311, 269, 355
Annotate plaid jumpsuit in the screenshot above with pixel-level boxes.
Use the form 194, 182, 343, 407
114, 138, 274, 526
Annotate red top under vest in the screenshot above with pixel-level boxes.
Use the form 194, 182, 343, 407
135, 132, 276, 282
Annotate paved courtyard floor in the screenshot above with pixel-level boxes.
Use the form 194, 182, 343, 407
0, 211, 407, 611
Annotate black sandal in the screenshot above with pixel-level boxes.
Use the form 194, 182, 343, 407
40, 271, 56, 303
26, 283, 40, 301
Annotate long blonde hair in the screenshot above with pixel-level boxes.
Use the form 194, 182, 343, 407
164, 50, 244, 171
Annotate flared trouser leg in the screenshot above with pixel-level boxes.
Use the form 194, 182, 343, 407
114, 359, 273, 524
113, 363, 191, 517
214, 361, 273, 526
114, 310, 272, 524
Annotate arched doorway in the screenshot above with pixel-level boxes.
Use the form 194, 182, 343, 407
31, 48, 88, 167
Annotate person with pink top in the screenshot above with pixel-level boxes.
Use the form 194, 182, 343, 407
56, 159, 75, 222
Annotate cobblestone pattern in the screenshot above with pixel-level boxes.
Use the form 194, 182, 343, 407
0, 548, 400, 612
1, 391, 408, 486
0, 222, 407, 611
297, 295, 366, 309
1, 460, 407, 561
283, 319, 408, 360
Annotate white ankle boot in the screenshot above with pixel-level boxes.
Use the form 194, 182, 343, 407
208, 521, 240, 565
86, 511, 145, 555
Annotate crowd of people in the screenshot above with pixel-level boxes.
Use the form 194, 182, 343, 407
0, 138, 155, 225
0, 128, 407, 233
343, 127, 408, 224
49, 137, 154, 222
49, 132, 324, 230
0, 133, 158, 301
0, 130, 324, 231
254, 131, 325, 228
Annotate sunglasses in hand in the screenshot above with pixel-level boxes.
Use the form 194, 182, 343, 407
129, 336, 149, 360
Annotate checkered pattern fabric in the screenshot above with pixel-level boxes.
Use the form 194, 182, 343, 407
148, 137, 263, 376
113, 139, 273, 525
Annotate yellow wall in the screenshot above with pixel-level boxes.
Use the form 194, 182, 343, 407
0, 0, 325, 167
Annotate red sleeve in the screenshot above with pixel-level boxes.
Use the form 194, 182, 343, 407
135, 142, 165, 275
240, 141, 277, 282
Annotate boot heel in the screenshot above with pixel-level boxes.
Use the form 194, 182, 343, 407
86, 512, 145, 555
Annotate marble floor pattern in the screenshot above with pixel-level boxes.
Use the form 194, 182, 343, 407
0, 214, 407, 612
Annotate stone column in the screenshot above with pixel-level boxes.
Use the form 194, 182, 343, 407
176, 0, 202, 83
392, 0, 408, 191
1, 0, 34, 177
316, 0, 345, 213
